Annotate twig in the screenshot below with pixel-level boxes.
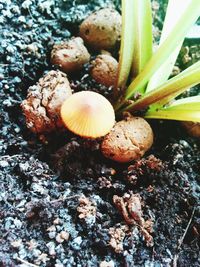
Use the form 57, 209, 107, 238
178, 207, 196, 250
173, 207, 196, 267
50, 194, 81, 203
0, 154, 22, 160
173, 254, 178, 267
28, 7, 35, 21
16, 257, 39, 267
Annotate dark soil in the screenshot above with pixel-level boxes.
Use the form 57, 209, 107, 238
0, 1, 200, 266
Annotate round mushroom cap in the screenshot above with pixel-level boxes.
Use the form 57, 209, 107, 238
21, 70, 72, 134
51, 37, 90, 73
61, 91, 115, 138
101, 116, 153, 162
79, 8, 121, 50
91, 54, 118, 87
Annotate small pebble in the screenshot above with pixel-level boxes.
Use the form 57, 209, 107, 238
46, 241, 56, 256
0, 160, 9, 168
49, 231, 56, 239
11, 239, 22, 248
100, 260, 115, 267
71, 236, 82, 250
53, 218, 60, 225
22, 0, 32, 9
56, 231, 69, 243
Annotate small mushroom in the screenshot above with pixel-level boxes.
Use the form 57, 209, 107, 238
51, 37, 90, 73
101, 116, 153, 162
60, 91, 115, 138
91, 54, 118, 87
79, 8, 121, 50
21, 70, 72, 134
182, 121, 200, 138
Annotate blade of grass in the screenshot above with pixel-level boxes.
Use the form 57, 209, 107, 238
131, 0, 152, 84
148, 62, 200, 111
186, 24, 200, 39
116, 0, 200, 110
145, 110, 200, 122
122, 60, 200, 112
166, 96, 200, 110
144, 96, 200, 122
114, 0, 135, 98
149, 60, 200, 110
146, 0, 192, 92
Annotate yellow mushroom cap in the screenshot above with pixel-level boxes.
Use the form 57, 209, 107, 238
61, 91, 115, 138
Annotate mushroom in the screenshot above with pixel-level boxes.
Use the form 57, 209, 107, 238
101, 116, 153, 162
79, 8, 121, 50
51, 37, 90, 73
21, 70, 72, 134
60, 91, 115, 138
90, 54, 118, 87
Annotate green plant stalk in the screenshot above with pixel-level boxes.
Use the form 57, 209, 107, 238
131, 0, 152, 84
122, 60, 200, 112
115, 0, 200, 111
114, 0, 135, 98
150, 60, 200, 110
145, 110, 200, 122
166, 95, 200, 109
146, 0, 192, 92
145, 96, 200, 122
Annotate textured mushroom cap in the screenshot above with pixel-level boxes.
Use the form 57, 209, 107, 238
21, 70, 72, 134
91, 54, 118, 87
79, 8, 121, 50
61, 91, 115, 138
101, 116, 153, 162
182, 121, 200, 138
51, 37, 90, 73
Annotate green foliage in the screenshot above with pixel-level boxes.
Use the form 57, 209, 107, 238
130, 0, 152, 82
116, 0, 200, 123
146, 0, 191, 92
145, 96, 200, 122
115, 0, 135, 96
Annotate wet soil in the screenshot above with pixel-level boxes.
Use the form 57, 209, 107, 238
0, 1, 200, 266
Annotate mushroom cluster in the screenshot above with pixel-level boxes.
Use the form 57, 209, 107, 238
22, 7, 154, 163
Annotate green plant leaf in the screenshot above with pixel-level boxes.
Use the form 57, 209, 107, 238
123, 60, 200, 112
117, 0, 200, 109
186, 24, 200, 39
114, 0, 135, 97
149, 60, 200, 110
144, 96, 200, 122
166, 96, 200, 110
145, 110, 200, 122
146, 0, 192, 92
131, 0, 152, 83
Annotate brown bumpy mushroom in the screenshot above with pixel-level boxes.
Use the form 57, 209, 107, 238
79, 8, 121, 50
21, 70, 72, 134
90, 54, 118, 87
182, 121, 200, 138
101, 116, 153, 163
51, 37, 90, 73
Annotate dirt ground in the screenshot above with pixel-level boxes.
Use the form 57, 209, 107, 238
0, 0, 199, 266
